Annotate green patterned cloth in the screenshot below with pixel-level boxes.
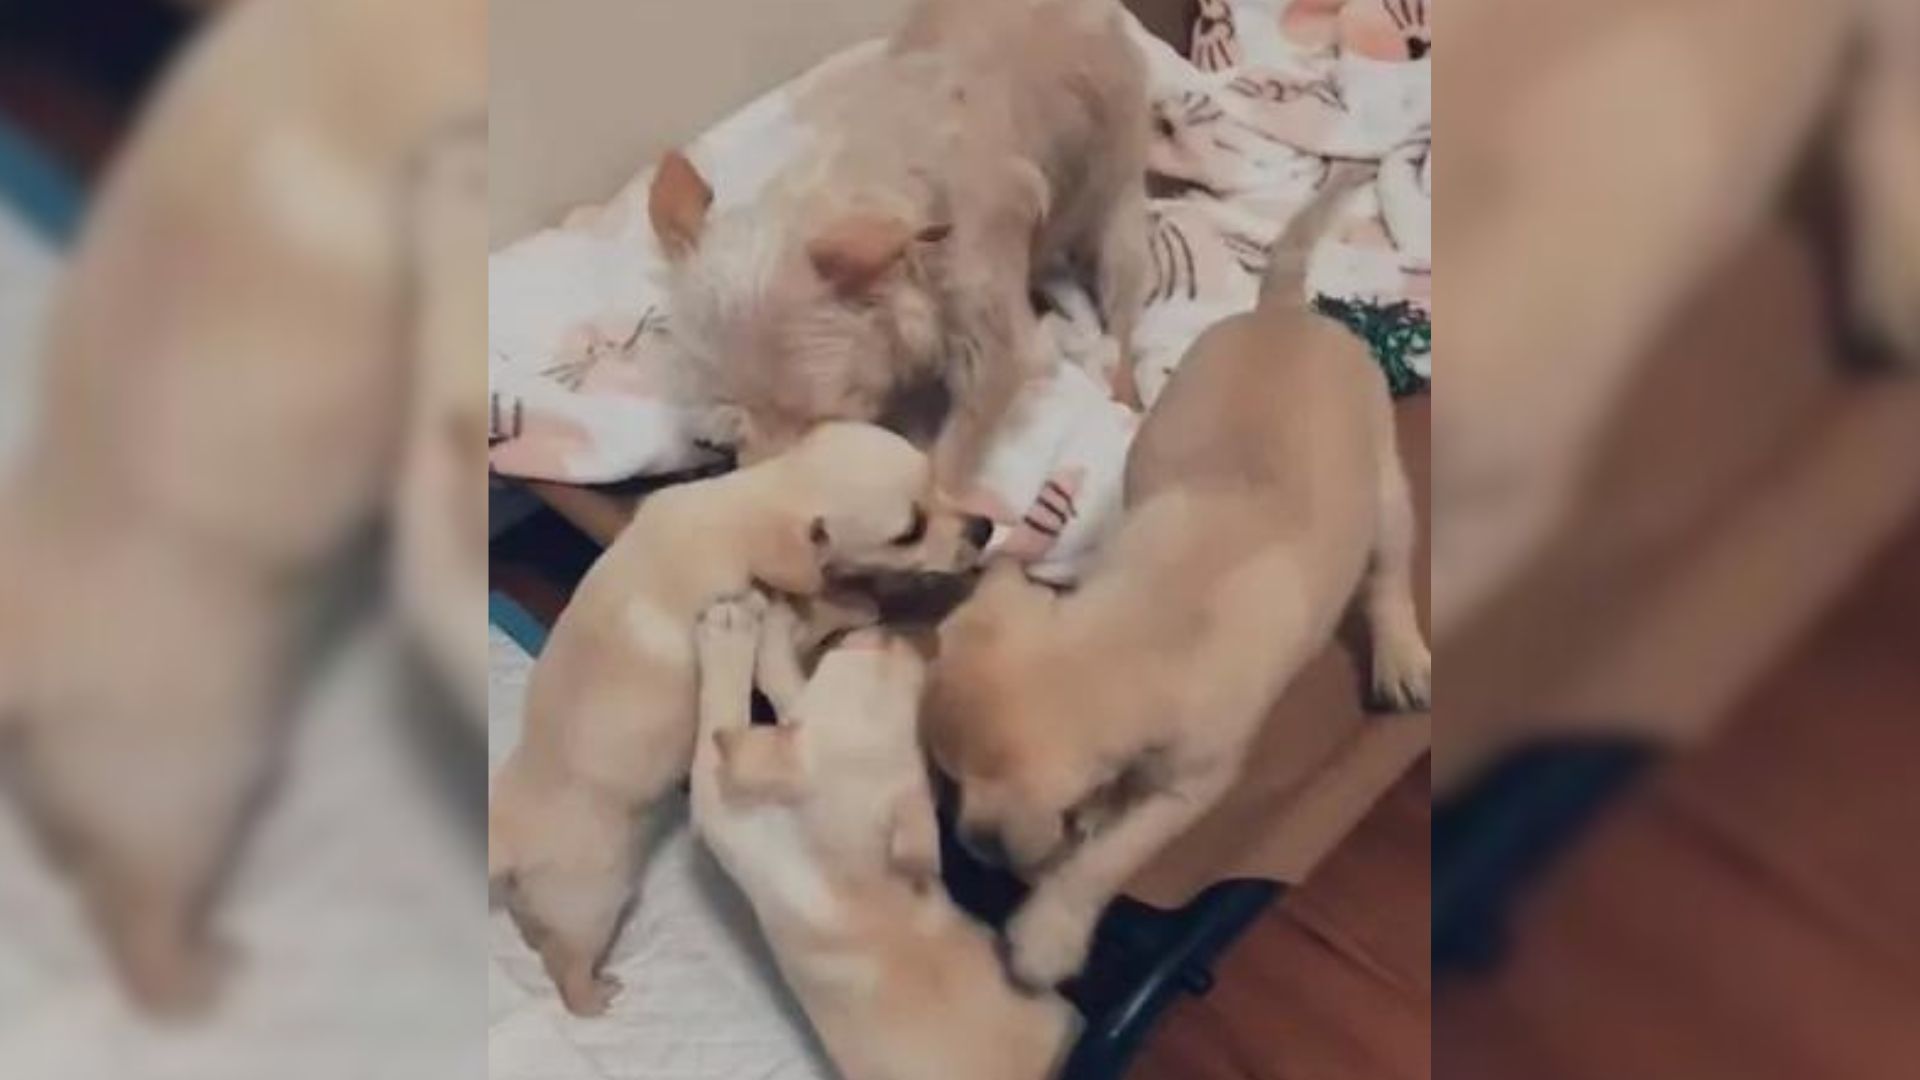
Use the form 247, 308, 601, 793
1315, 295, 1431, 398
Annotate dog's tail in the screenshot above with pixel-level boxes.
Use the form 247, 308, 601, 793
1260, 160, 1375, 307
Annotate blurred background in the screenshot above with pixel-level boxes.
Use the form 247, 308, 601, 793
0, 2, 483, 1078
1431, 1, 1920, 1078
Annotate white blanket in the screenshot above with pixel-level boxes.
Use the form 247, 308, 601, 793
489, 1, 1431, 585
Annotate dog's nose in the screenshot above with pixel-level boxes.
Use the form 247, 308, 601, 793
962, 515, 995, 550
960, 826, 1010, 869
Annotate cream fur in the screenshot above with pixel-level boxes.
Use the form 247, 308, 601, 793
487, 423, 990, 1016
1434, 0, 1920, 639
693, 596, 1076, 1080
0, 0, 483, 1015
924, 171, 1429, 989
652, 0, 1154, 490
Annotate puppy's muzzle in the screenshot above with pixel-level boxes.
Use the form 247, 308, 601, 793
961, 514, 994, 552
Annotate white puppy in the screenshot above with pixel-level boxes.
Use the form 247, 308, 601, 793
692, 595, 1077, 1080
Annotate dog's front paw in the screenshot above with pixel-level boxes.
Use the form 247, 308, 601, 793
698, 592, 766, 649
1371, 630, 1432, 712
697, 592, 767, 687
559, 972, 624, 1018
119, 934, 241, 1021
1003, 894, 1097, 992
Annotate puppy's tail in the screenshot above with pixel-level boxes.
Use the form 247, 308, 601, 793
1259, 160, 1374, 308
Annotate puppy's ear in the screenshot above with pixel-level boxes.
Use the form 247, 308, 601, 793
649, 150, 713, 259
751, 515, 826, 596
807, 214, 947, 296
715, 728, 806, 803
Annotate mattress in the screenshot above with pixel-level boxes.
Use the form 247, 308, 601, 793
487, 627, 835, 1080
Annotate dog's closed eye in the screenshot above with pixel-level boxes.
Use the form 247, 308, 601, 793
891, 505, 928, 546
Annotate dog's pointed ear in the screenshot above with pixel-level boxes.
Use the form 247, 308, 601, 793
807, 214, 948, 296
751, 514, 826, 596
649, 150, 713, 259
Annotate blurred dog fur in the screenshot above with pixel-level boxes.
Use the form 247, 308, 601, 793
395, 113, 490, 720
692, 595, 1076, 1080
648, 0, 1153, 491
1435, 0, 1920, 639
487, 423, 992, 1016
923, 166, 1430, 990
0, 0, 483, 1014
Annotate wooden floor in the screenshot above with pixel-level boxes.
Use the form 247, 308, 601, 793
1134, 764, 1431, 1080
1138, 506, 1920, 1080
1432, 510, 1920, 1080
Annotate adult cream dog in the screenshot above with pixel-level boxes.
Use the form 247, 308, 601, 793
648, 0, 1154, 488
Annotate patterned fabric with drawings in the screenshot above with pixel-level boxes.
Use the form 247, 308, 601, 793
487, 5, 1430, 583
1119, 0, 1432, 404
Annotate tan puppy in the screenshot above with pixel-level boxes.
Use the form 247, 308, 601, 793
692, 594, 1077, 1080
488, 423, 993, 1016
648, 0, 1152, 489
0, 0, 482, 1014
924, 168, 1429, 990
1435, 0, 1920, 638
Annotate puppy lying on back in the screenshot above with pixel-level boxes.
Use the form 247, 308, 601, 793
488, 423, 992, 1016
692, 594, 1077, 1080
648, 0, 1152, 489
925, 167, 1430, 990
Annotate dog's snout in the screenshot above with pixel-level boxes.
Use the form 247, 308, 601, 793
960, 826, 1010, 869
962, 515, 994, 550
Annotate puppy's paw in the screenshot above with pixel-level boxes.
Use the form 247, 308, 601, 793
1004, 894, 1097, 992
122, 937, 240, 1021
559, 972, 624, 1018
697, 592, 767, 654
1370, 630, 1432, 712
